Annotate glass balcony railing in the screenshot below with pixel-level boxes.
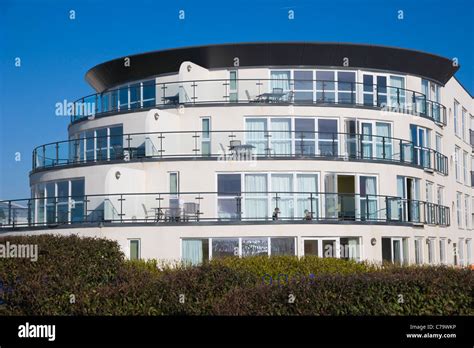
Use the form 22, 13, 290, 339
0, 192, 450, 228
70, 79, 447, 125
32, 130, 449, 175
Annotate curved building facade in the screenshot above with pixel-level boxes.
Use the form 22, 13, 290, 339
1, 42, 473, 266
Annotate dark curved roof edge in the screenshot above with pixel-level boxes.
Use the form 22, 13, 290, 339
85, 42, 460, 92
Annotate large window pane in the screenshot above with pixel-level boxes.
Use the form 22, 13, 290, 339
295, 118, 315, 156
340, 237, 360, 261
271, 174, 293, 218
57, 181, 69, 223
318, 119, 338, 156
294, 70, 313, 102
119, 86, 129, 110
142, 80, 156, 107
244, 174, 268, 219
218, 174, 241, 195
182, 239, 209, 265
270, 118, 291, 155
46, 182, 56, 223
271, 237, 295, 256
245, 119, 267, 155
217, 174, 241, 220
96, 128, 107, 161
337, 71, 356, 104
316, 71, 335, 103
109, 126, 123, 160
212, 238, 239, 258
270, 71, 290, 92
242, 238, 268, 257
71, 179, 85, 223
85, 131, 95, 161
129, 83, 140, 109
297, 174, 318, 218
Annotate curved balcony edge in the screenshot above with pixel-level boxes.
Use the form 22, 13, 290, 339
31, 130, 449, 175
69, 79, 447, 127
0, 191, 451, 229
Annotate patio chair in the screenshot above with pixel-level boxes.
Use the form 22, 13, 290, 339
141, 203, 155, 222
183, 202, 200, 221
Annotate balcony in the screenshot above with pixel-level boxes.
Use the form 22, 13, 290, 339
70, 79, 447, 126
31, 130, 449, 175
0, 191, 450, 229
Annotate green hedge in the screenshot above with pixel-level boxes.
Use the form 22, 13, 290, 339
0, 235, 472, 315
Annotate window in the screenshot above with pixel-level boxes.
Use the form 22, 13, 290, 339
360, 121, 392, 159
296, 174, 319, 219
462, 108, 467, 141
376, 76, 387, 106
271, 174, 294, 218
425, 182, 433, 202
73, 125, 123, 162
454, 100, 459, 136
242, 238, 269, 257
382, 237, 407, 264
33, 178, 85, 225
415, 238, 423, 264
410, 125, 430, 167
129, 239, 140, 260
439, 239, 446, 264
458, 239, 465, 265
229, 70, 238, 102
340, 237, 361, 261
466, 239, 472, 265
294, 70, 314, 102
457, 192, 462, 228
270, 237, 296, 256
270, 70, 290, 94
212, 238, 239, 258
337, 71, 356, 104
119, 86, 129, 110
360, 176, 377, 220
318, 119, 338, 156
389, 76, 405, 108
129, 83, 140, 109
169, 172, 179, 195
295, 118, 316, 156
270, 118, 292, 155
465, 195, 470, 229
245, 118, 267, 155
182, 239, 209, 265
244, 174, 268, 219
464, 151, 468, 185
436, 185, 444, 205
427, 238, 435, 264
71, 179, 85, 222
453, 243, 458, 265
96, 128, 107, 161
201, 117, 211, 156
455, 147, 461, 181
316, 71, 335, 103
109, 125, 124, 160
217, 174, 241, 220
142, 80, 156, 107
363, 74, 374, 106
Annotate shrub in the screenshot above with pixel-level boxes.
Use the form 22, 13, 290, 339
0, 235, 472, 315
0, 234, 123, 315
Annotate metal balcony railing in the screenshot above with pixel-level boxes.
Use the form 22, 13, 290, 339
32, 130, 449, 175
69, 79, 447, 125
0, 191, 450, 229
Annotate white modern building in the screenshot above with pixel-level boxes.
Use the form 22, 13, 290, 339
1, 42, 473, 266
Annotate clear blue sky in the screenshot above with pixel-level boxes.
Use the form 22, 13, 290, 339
1, 0, 473, 199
